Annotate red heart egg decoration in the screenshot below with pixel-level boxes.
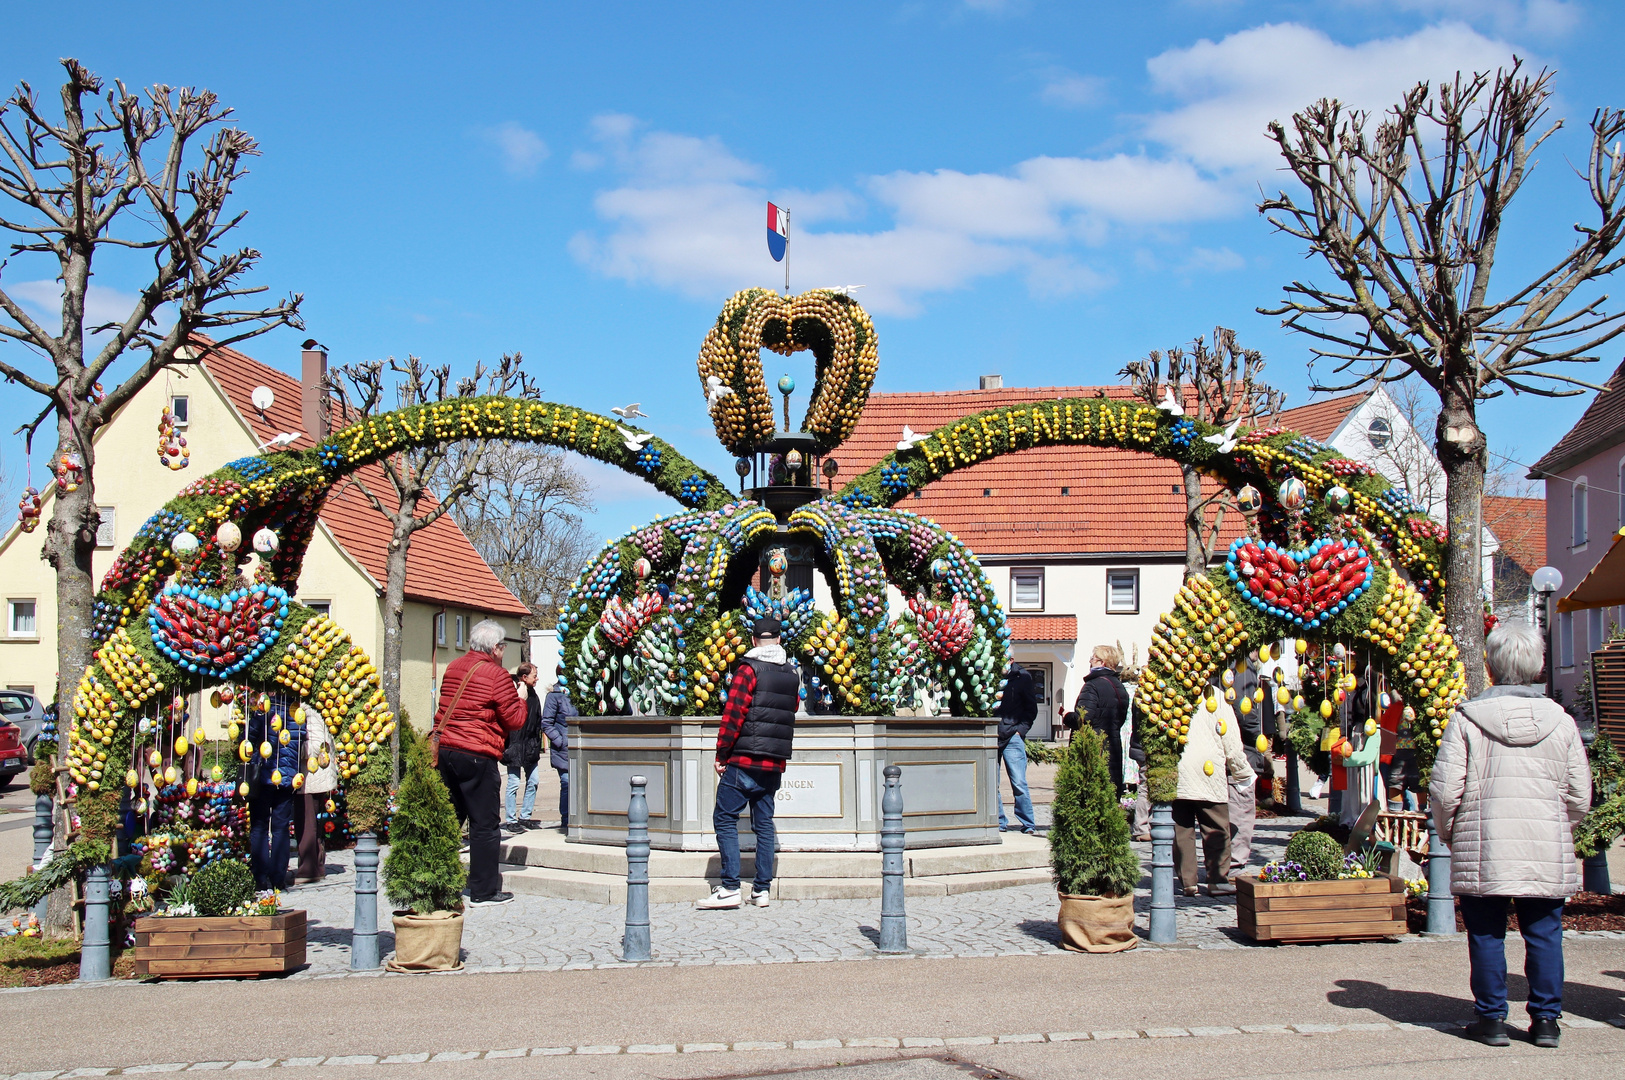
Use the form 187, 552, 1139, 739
1226, 537, 1371, 629
148, 584, 290, 678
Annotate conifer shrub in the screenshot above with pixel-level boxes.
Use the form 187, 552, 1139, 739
1050, 728, 1141, 897
383, 738, 466, 914
190, 859, 256, 916
1285, 829, 1345, 881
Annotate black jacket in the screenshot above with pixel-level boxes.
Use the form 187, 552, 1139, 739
994, 663, 1038, 748
733, 657, 799, 761
503, 686, 544, 769
1072, 667, 1130, 791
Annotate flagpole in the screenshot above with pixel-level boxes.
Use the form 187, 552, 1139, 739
784, 208, 790, 295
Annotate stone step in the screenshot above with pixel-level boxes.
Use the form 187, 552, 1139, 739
496, 864, 1055, 903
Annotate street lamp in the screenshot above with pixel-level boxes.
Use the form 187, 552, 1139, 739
1532, 565, 1563, 694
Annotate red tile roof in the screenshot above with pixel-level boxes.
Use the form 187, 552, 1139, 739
201, 341, 529, 617
1008, 615, 1078, 642
1530, 358, 1625, 476
1483, 495, 1547, 574
840, 386, 1366, 556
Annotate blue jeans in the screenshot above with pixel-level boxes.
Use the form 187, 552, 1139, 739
248, 787, 296, 891
1459, 894, 1566, 1020
713, 764, 781, 892
997, 739, 1036, 831
504, 763, 540, 823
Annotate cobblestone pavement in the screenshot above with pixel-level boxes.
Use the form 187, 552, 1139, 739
271, 817, 1336, 976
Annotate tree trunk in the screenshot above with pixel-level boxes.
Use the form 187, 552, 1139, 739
43, 417, 99, 713
1436, 376, 1489, 697
1182, 464, 1205, 578
382, 518, 412, 783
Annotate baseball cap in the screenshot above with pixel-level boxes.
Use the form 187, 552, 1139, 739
751, 616, 782, 638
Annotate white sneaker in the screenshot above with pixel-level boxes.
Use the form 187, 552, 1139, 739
749, 887, 771, 908
695, 886, 741, 910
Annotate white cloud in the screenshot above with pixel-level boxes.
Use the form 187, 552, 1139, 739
1143, 22, 1520, 172
1180, 246, 1246, 273
481, 121, 550, 177
1348, 0, 1581, 38
7, 279, 174, 338
1040, 71, 1109, 108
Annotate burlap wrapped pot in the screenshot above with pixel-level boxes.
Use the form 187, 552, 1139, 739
1057, 892, 1137, 953
386, 910, 464, 972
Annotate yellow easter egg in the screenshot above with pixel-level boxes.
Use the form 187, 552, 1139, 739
148, 749, 162, 768
185, 777, 198, 796
278, 729, 290, 746
1319, 700, 1334, 719
1238, 698, 1252, 716
239, 782, 250, 797
125, 769, 139, 788
174, 736, 189, 755
1255, 734, 1270, 754
1364, 718, 1378, 737
259, 741, 273, 759
163, 765, 178, 784
1218, 721, 1228, 735
1203, 760, 1215, 776
271, 769, 282, 786
291, 773, 304, 790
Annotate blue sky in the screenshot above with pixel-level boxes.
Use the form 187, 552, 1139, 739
2, 1, 1622, 543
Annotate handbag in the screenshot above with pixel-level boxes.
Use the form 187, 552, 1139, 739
429, 659, 484, 768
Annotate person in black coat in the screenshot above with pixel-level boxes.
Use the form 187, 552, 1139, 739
501, 663, 545, 832
993, 660, 1039, 833
1069, 645, 1130, 795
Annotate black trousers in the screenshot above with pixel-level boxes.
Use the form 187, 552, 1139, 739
438, 749, 503, 899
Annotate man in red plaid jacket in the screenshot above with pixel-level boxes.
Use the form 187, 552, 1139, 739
697, 616, 800, 910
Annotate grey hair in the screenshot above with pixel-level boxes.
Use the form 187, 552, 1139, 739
1486, 620, 1544, 686
467, 619, 508, 655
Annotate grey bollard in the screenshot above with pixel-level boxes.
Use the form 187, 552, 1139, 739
79, 864, 111, 982
879, 764, 907, 953
1583, 852, 1612, 896
1424, 819, 1457, 936
351, 831, 380, 969
32, 794, 52, 924
623, 775, 652, 962
1149, 802, 1176, 943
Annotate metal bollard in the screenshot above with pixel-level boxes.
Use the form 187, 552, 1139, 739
623, 775, 652, 961
79, 864, 111, 982
351, 831, 380, 969
1582, 853, 1612, 896
879, 764, 907, 953
32, 794, 52, 924
1149, 802, 1176, 943
1424, 819, 1457, 936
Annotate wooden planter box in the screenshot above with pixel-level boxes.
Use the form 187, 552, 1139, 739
132, 910, 306, 978
1237, 877, 1406, 943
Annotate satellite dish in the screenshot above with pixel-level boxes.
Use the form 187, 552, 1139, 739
251, 386, 275, 412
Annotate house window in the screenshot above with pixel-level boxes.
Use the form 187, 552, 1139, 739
95, 506, 116, 549
1559, 611, 1574, 670
170, 395, 189, 427
1574, 480, 1589, 548
1367, 418, 1392, 449
1106, 568, 1139, 614
455, 614, 466, 648
305, 600, 331, 617
1010, 568, 1044, 611
1590, 608, 1606, 654
435, 612, 446, 646
8, 600, 36, 638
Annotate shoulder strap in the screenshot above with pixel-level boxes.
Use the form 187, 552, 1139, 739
429, 658, 487, 762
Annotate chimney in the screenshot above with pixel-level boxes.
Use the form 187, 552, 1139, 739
979, 374, 1003, 390
300, 342, 328, 441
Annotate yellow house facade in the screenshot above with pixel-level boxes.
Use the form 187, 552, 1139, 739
0, 342, 529, 734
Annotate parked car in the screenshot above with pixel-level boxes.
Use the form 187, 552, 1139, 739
0, 718, 24, 787
0, 690, 45, 763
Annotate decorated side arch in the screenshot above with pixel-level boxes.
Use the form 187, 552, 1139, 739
65, 287, 1469, 883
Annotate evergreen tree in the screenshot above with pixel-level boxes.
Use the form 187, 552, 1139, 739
383, 739, 466, 913
1050, 728, 1141, 897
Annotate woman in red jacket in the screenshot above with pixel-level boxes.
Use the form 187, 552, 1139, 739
433, 619, 526, 905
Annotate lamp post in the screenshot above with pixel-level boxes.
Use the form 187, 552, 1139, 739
1531, 566, 1563, 697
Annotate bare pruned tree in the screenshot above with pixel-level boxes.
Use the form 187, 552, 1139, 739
0, 59, 301, 708
1259, 60, 1625, 693
436, 442, 598, 629
326, 352, 537, 772
1121, 327, 1286, 574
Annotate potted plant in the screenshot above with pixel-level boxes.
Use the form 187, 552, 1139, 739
1050, 727, 1141, 952
132, 859, 307, 977
1238, 828, 1407, 943
382, 738, 467, 971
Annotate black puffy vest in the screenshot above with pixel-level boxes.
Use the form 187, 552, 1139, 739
732, 658, 799, 761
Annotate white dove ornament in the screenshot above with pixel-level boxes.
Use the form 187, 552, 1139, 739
618, 426, 655, 453
1157, 388, 1185, 417
896, 425, 929, 451
705, 375, 735, 408
1203, 419, 1243, 453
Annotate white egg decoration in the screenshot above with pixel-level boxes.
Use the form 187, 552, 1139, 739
216, 521, 242, 552
252, 527, 280, 554
171, 530, 200, 556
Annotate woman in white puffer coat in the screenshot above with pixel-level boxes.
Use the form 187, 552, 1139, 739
1429, 621, 1591, 1049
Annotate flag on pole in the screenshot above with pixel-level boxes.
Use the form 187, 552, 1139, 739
767, 201, 789, 262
